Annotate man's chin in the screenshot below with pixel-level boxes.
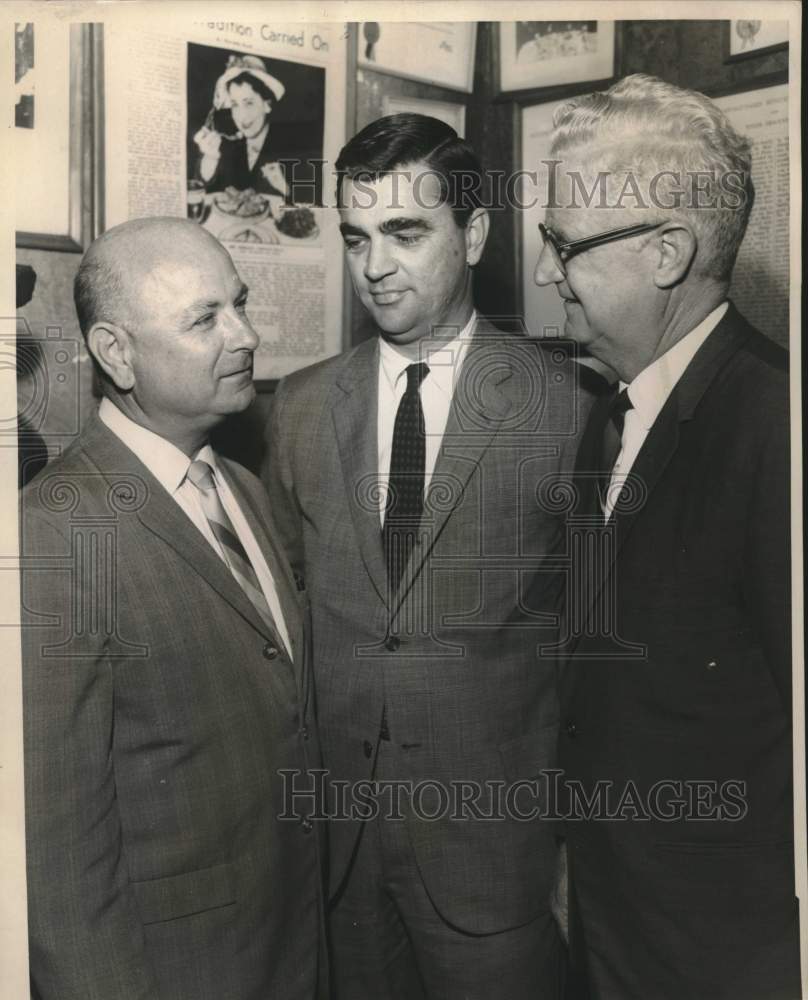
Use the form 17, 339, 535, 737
222, 382, 256, 413
378, 327, 427, 348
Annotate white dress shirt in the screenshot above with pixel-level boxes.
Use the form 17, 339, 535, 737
99, 398, 292, 656
604, 301, 729, 521
376, 311, 475, 524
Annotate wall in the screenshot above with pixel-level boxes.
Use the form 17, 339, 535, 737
15, 20, 790, 475
15, 247, 95, 462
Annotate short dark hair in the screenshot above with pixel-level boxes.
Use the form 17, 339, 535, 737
334, 113, 484, 227
227, 71, 274, 106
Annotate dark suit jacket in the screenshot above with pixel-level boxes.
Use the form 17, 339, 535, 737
559, 304, 800, 999
21, 415, 326, 1000
264, 323, 587, 936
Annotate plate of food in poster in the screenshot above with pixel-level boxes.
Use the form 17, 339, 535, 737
272, 204, 320, 244
212, 186, 271, 222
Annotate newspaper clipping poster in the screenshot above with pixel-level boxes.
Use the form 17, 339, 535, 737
104, 18, 346, 380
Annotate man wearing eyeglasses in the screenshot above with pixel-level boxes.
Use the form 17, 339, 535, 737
534, 75, 799, 999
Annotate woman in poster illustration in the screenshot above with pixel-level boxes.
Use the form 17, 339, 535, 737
193, 53, 291, 198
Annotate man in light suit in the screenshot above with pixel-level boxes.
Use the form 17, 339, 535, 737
264, 114, 583, 999
20, 218, 325, 1000
533, 75, 801, 998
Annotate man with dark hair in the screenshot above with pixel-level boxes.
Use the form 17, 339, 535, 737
21, 217, 326, 999
535, 75, 800, 998
263, 114, 584, 999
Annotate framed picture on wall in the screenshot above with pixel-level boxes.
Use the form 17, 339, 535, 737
726, 20, 788, 61
358, 22, 476, 93
496, 21, 615, 96
382, 95, 466, 137
15, 22, 101, 252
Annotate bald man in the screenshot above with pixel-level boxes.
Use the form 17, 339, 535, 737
19, 218, 326, 1000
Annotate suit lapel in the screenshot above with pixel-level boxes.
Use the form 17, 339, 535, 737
80, 416, 278, 641
610, 305, 754, 561
582, 304, 756, 595
573, 387, 614, 517
332, 339, 390, 607
217, 459, 303, 670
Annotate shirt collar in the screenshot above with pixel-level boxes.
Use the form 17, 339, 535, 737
378, 310, 477, 398
98, 397, 217, 496
622, 302, 728, 430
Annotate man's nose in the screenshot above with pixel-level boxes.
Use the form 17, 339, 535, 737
534, 244, 564, 287
227, 311, 260, 351
364, 239, 395, 282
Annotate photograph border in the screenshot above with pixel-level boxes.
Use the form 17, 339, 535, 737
494, 20, 617, 100
357, 21, 477, 94
724, 19, 789, 63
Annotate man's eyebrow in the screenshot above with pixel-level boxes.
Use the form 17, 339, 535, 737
380, 217, 432, 235
179, 299, 219, 321
339, 222, 367, 238
339, 218, 434, 239
178, 284, 249, 324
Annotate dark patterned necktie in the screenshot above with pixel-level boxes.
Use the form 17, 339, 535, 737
598, 388, 634, 511
383, 362, 430, 591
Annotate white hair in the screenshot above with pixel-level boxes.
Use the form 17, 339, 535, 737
550, 74, 755, 280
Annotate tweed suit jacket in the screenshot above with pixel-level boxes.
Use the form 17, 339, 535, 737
559, 304, 800, 999
263, 321, 588, 934
21, 414, 326, 1000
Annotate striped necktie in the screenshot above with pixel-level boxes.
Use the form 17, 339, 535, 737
186, 460, 279, 637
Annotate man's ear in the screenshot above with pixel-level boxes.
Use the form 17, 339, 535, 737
86, 322, 135, 391
654, 223, 697, 289
464, 207, 490, 266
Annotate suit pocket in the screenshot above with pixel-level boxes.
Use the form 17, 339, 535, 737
498, 723, 558, 782
131, 862, 236, 925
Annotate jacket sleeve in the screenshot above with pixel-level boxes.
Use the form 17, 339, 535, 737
21, 509, 159, 1000
261, 380, 305, 579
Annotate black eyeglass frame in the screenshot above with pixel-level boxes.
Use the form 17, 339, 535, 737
538, 221, 665, 271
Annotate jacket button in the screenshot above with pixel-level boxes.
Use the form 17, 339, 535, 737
300, 724, 310, 741
362, 740, 374, 759
385, 635, 400, 652
301, 816, 313, 833
565, 720, 577, 738
262, 643, 279, 661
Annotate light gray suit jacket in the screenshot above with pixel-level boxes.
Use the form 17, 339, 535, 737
264, 323, 586, 934
21, 414, 326, 1000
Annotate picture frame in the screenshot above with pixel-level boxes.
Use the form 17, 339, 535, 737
495, 20, 615, 98
357, 22, 477, 93
725, 19, 789, 61
15, 23, 102, 253
381, 95, 466, 137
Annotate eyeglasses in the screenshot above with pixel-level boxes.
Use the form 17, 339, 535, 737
538, 221, 664, 275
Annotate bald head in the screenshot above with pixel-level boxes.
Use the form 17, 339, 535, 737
74, 217, 229, 337
74, 216, 258, 454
